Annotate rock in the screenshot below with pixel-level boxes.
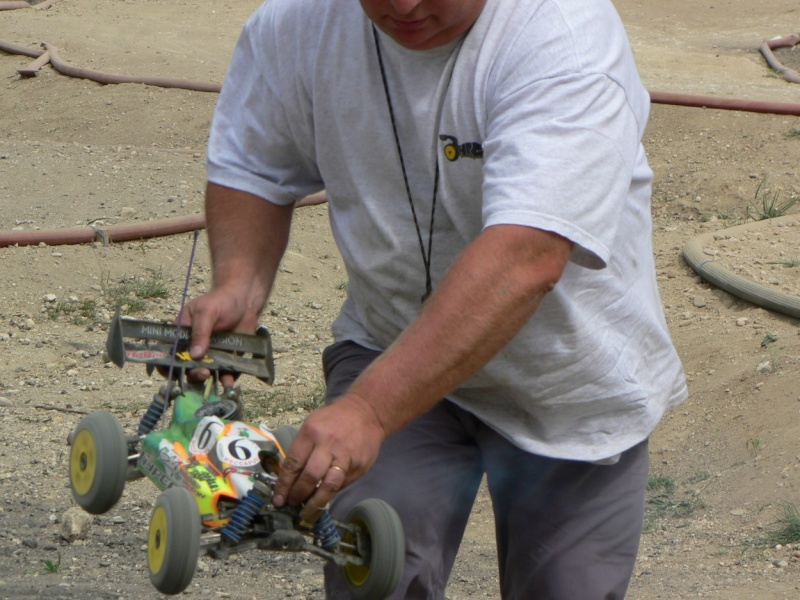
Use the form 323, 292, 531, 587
60, 507, 93, 542
756, 361, 773, 374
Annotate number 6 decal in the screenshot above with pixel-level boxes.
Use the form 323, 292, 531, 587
189, 417, 224, 455
217, 436, 261, 468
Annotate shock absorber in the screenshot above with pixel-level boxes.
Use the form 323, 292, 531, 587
222, 484, 269, 545
314, 509, 341, 550
137, 386, 170, 437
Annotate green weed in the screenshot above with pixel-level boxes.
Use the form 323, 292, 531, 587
746, 177, 799, 221
760, 332, 778, 348
644, 473, 706, 532
647, 474, 676, 494
746, 438, 762, 456
46, 298, 99, 325
761, 502, 800, 546
104, 268, 169, 313
685, 471, 712, 485
46, 268, 172, 326
41, 552, 61, 574
715, 208, 748, 225
765, 257, 800, 268
240, 379, 327, 420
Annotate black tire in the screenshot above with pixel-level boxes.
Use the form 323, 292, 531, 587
148, 486, 201, 595
343, 498, 405, 600
69, 411, 128, 514
272, 425, 298, 458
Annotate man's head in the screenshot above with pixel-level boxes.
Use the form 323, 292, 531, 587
360, 0, 487, 50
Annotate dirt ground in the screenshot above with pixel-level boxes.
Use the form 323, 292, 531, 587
1, 1, 800, 598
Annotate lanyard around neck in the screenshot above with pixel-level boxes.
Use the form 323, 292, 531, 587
372, 26, 462, 303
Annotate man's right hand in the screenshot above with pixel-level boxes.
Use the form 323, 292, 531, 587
183, 287, 260, 360
173, 287, 262, 387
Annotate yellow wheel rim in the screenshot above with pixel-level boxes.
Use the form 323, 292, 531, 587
70, 429, 96, 497
149, 506, 168, 575
444, 144, 458, 161
344, 562, 370, 587
343, 522, 370, 587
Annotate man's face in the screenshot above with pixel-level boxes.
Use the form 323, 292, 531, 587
360, 0, 487, 50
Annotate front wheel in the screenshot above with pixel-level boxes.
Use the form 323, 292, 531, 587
69, 411, 128, 514
148, 486, 201, 595
343, 498, 405, 600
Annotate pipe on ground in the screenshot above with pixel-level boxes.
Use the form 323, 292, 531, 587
0, 0, 67, 10
759, 34, 800, 84
683, 215, 800, 320
43, 43, 222, 92
0, 193, 328, 248
0, 1, 32, 10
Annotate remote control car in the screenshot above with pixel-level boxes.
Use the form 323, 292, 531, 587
68, 309, 405, 598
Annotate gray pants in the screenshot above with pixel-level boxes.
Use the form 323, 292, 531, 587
322, 341, 649, 600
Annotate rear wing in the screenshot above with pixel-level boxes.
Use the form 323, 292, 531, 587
106, 309, 275, 384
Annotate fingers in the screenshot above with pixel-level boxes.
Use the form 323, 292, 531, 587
185, 301, 214, 360
219, 371, 237, 388
271, 401, 385, 522
273, 435, 350, 510
183, 291, 261, 360
274, 452, 349, 524
298, 464, 348, 524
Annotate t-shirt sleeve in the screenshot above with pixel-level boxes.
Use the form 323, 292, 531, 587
206, 3, 323, 205
480, 9, 649, 270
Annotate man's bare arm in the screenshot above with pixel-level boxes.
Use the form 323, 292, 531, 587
185, 182, 294, 358
274, 223, 574, 514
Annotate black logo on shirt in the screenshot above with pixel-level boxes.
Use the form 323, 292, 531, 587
439, 135, 483, 162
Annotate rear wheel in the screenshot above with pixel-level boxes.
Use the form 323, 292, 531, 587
69, 411, 128, 514
148, 486, 201, 595
343, 498, 405, 600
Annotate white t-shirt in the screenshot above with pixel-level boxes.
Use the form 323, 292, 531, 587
207, 0, 688, 461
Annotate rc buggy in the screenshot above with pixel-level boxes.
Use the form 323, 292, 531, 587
68, 310, 405, 598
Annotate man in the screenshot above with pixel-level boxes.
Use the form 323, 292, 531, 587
184, 0, 687, 597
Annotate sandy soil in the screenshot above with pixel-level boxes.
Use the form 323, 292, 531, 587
1, 1, 800, 599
